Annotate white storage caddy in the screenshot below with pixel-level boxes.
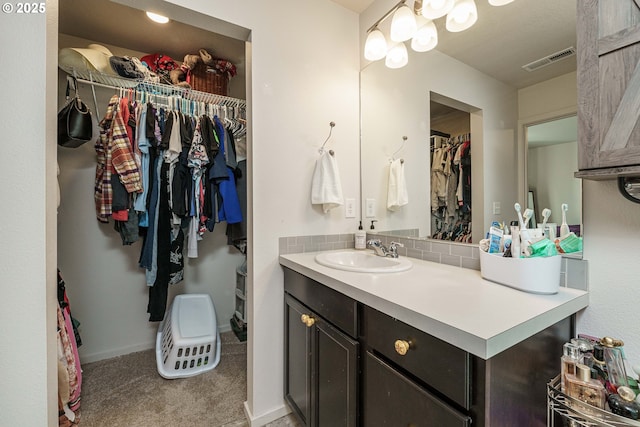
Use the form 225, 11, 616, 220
156, 293, 221, 379
479, 250, 562, 294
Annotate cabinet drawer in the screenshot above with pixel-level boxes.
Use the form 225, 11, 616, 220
364, 351, 471, 427
363, 306, 471, 409
284, 268, 358, 339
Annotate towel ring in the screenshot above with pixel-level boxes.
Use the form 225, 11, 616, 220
391, 136, 407, 161
319, 121, 336, 155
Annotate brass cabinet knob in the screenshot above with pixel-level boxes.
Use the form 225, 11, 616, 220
300, 314, 315, 328
394, 339, 411, 356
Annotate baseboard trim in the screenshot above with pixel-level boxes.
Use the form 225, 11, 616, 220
79, 323, 232, 364
243, 401, 291, 427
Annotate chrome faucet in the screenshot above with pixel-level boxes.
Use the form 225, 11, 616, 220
367, 239, 404, 258
387, 241, 404, 258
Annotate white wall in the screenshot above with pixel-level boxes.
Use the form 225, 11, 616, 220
0, 1, 58, 425
360, 48, 519, 240
519, 72, 640, 368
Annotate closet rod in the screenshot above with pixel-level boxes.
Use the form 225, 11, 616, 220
62, 67, 246, 108
77, 78, 247, 108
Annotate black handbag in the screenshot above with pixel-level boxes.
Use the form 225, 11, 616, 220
57, 76, 93, 148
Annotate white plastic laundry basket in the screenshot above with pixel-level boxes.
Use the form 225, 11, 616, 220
156, 293, 221, 379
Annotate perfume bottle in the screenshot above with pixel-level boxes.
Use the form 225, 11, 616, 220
600, 336, 629, 391
561, 342, 582, 393
565, 363, 606, 409
607, 386, 640, 420
584, 344, 608, 386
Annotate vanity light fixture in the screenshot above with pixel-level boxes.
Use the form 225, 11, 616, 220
364, 28, 389, 61
446, 0, 478, 32
411, 16, 438, 52
422, 0, 454, 19
365, 0, 507, 69
146, 11, 169, 24
386, 43, 409, 68
390, 3, 418, 42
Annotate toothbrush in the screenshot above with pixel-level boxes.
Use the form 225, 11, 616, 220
540, 208, 551, 236
522, 208, 534, 230
560, 204, 570, 237
514, 203, 525, 229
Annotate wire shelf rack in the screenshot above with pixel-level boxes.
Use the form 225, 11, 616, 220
59, 65, 246, 108
548, 375, 640, 427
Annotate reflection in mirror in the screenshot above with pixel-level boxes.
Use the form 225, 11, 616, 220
430, 97, 473, 243
360, 48, 516, 245
525, 115, 581, 239
360, 0, 576, 251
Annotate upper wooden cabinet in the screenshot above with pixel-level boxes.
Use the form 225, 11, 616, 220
576, 0, 640, 179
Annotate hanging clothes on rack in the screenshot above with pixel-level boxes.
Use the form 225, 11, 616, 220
430, 132, 472, 243
83, 74, 247, 321
226, 123, 247, 251
95, 94, 143, 223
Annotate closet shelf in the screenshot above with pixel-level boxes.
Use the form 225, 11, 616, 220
59, 65, 246, 108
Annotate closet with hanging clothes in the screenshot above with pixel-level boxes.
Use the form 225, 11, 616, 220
430, 100, 472, 243
84, 81, 247, 321
56, 0, 249, 423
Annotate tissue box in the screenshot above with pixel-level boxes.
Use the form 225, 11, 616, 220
479, 250, 561, 294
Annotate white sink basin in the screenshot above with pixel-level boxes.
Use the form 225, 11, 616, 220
315, 250, 412, 273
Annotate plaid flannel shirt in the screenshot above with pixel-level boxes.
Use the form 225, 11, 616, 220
95, 95, 142, 222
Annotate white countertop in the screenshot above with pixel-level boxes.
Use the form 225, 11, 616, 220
280, 250, 589, 360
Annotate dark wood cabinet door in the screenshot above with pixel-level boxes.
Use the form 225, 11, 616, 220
285, 294, 312, 425
578, 0, 640, 171
313, 319, 359, 427
363, 351, 471, 427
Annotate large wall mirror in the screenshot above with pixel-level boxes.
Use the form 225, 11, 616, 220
360, 0, 579, 255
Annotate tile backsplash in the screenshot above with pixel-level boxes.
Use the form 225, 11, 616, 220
279, 234, 355, 254
279, 233, 588, 291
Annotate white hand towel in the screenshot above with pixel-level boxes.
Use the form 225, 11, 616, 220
387, 159, 408, 211
311, 151, 344, 213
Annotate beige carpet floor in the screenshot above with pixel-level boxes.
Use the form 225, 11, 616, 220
78, 331, 300, 427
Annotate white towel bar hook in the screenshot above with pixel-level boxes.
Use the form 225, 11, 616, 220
319, 121, 336, 155
391, 135, 407, 162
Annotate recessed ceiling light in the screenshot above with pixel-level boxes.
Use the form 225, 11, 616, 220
146, 11, 169, 24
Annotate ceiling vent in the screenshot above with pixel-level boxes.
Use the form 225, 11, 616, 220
522, 47, 576, 72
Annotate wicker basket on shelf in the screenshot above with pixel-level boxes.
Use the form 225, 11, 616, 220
189, 62, 229, 96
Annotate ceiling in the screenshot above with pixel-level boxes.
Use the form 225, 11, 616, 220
527, 115, 577, 149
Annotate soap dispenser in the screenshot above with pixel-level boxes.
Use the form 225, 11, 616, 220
355, 221, 366, 250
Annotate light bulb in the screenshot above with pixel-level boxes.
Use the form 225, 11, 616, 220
446, 0, 477, 32
488, 0, 514, 5
411, 17, 438, 52
390, 4, 417, 42
146, 11, 169, 24
364, 29, 388, 61
385, 43, 409, 69
422, 0, 454, 19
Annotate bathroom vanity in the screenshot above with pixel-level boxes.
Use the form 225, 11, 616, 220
280, 250, 589, 426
